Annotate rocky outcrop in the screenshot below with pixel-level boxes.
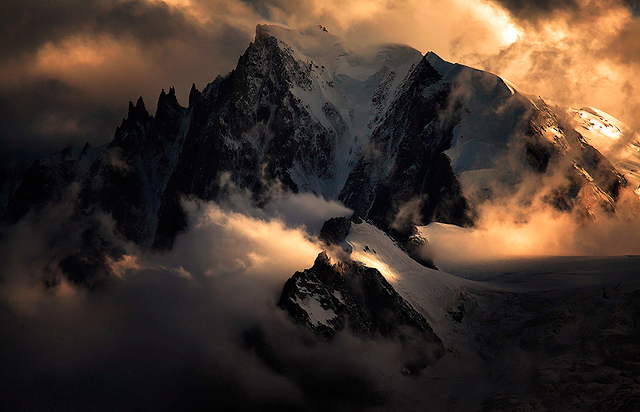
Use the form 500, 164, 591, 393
339, 56, 470, 238
279, 252, 445, 374
319, 215, 354, 245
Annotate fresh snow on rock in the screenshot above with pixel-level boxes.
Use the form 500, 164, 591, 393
294, 295, 338, 327
258, 24, 423, 198
567, 106, 640, 191
344, 220, 479, 336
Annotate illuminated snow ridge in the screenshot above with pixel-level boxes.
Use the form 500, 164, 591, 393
574, 108, 622, 139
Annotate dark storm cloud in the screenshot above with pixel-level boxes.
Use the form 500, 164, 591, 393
623, 0, 640, 14
0, 0, 97, 61
1, 0, 203, 59
490, 0, 578, 20
0, 78, 119, 169
0, 0, 252, 171
493, 0, 640, 22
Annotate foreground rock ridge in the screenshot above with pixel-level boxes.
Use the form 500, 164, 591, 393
1, 24, 639, 284
279, 215, 446, 374
278, 251, 444, 374
281, 217, 640, 409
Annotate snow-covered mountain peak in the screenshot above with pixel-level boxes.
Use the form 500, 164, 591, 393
255, 24, 345, 67
4, 24, 638, 274
254, 24, 421, 90
416, 52, 638, 216
246, 24, 425, 198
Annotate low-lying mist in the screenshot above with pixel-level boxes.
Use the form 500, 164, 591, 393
419, 180, 640, 273
4, 154, 640, 410
0, 190, 406, 412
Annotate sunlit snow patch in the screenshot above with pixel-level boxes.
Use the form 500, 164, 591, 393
574, 108, 622, 139
567, 106, 640, 190
294, 296, 338, 327
344, 221, 476, 332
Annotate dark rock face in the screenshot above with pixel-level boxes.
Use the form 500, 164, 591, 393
405, 227, 437, 270
0, 146, 94, 226
1, 159, 62, 225
339, 58, 470, 237
319, 216, 352, 245
153, 33, 342, 248
279, 252, 445, 374
81, 90, 187, 246
523, 99, 627, 216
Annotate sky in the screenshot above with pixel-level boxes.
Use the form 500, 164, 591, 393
2, 0, 640, 170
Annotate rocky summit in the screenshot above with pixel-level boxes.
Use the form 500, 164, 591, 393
279, 251, 445, 375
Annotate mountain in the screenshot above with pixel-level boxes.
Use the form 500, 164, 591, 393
277, 214, 471, 373
4, 23, 640, 411
278, 248, 445, 375
1, 24, 638, 285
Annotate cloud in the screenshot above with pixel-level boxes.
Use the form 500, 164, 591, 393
417, 169, 640, 271
491, 0, 579, 22
0, 0, 254, 170
262, 192, 352, 233
461, 0, 640, 134
0, 187, 404, 411
161, 198, 323, 282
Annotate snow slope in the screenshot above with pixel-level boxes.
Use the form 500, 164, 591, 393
425, 52, 531, 181
567, 106, 640, 191
258, 25, 423, 197
344, 220, 479, 337
426, 51, 637, 211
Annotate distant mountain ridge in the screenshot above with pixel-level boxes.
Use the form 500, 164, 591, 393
1, 24, 638, 284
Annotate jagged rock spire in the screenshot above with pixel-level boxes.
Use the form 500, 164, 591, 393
156, 87, 181, 118
127, 96, 149, 122
188, 83, 200, 109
